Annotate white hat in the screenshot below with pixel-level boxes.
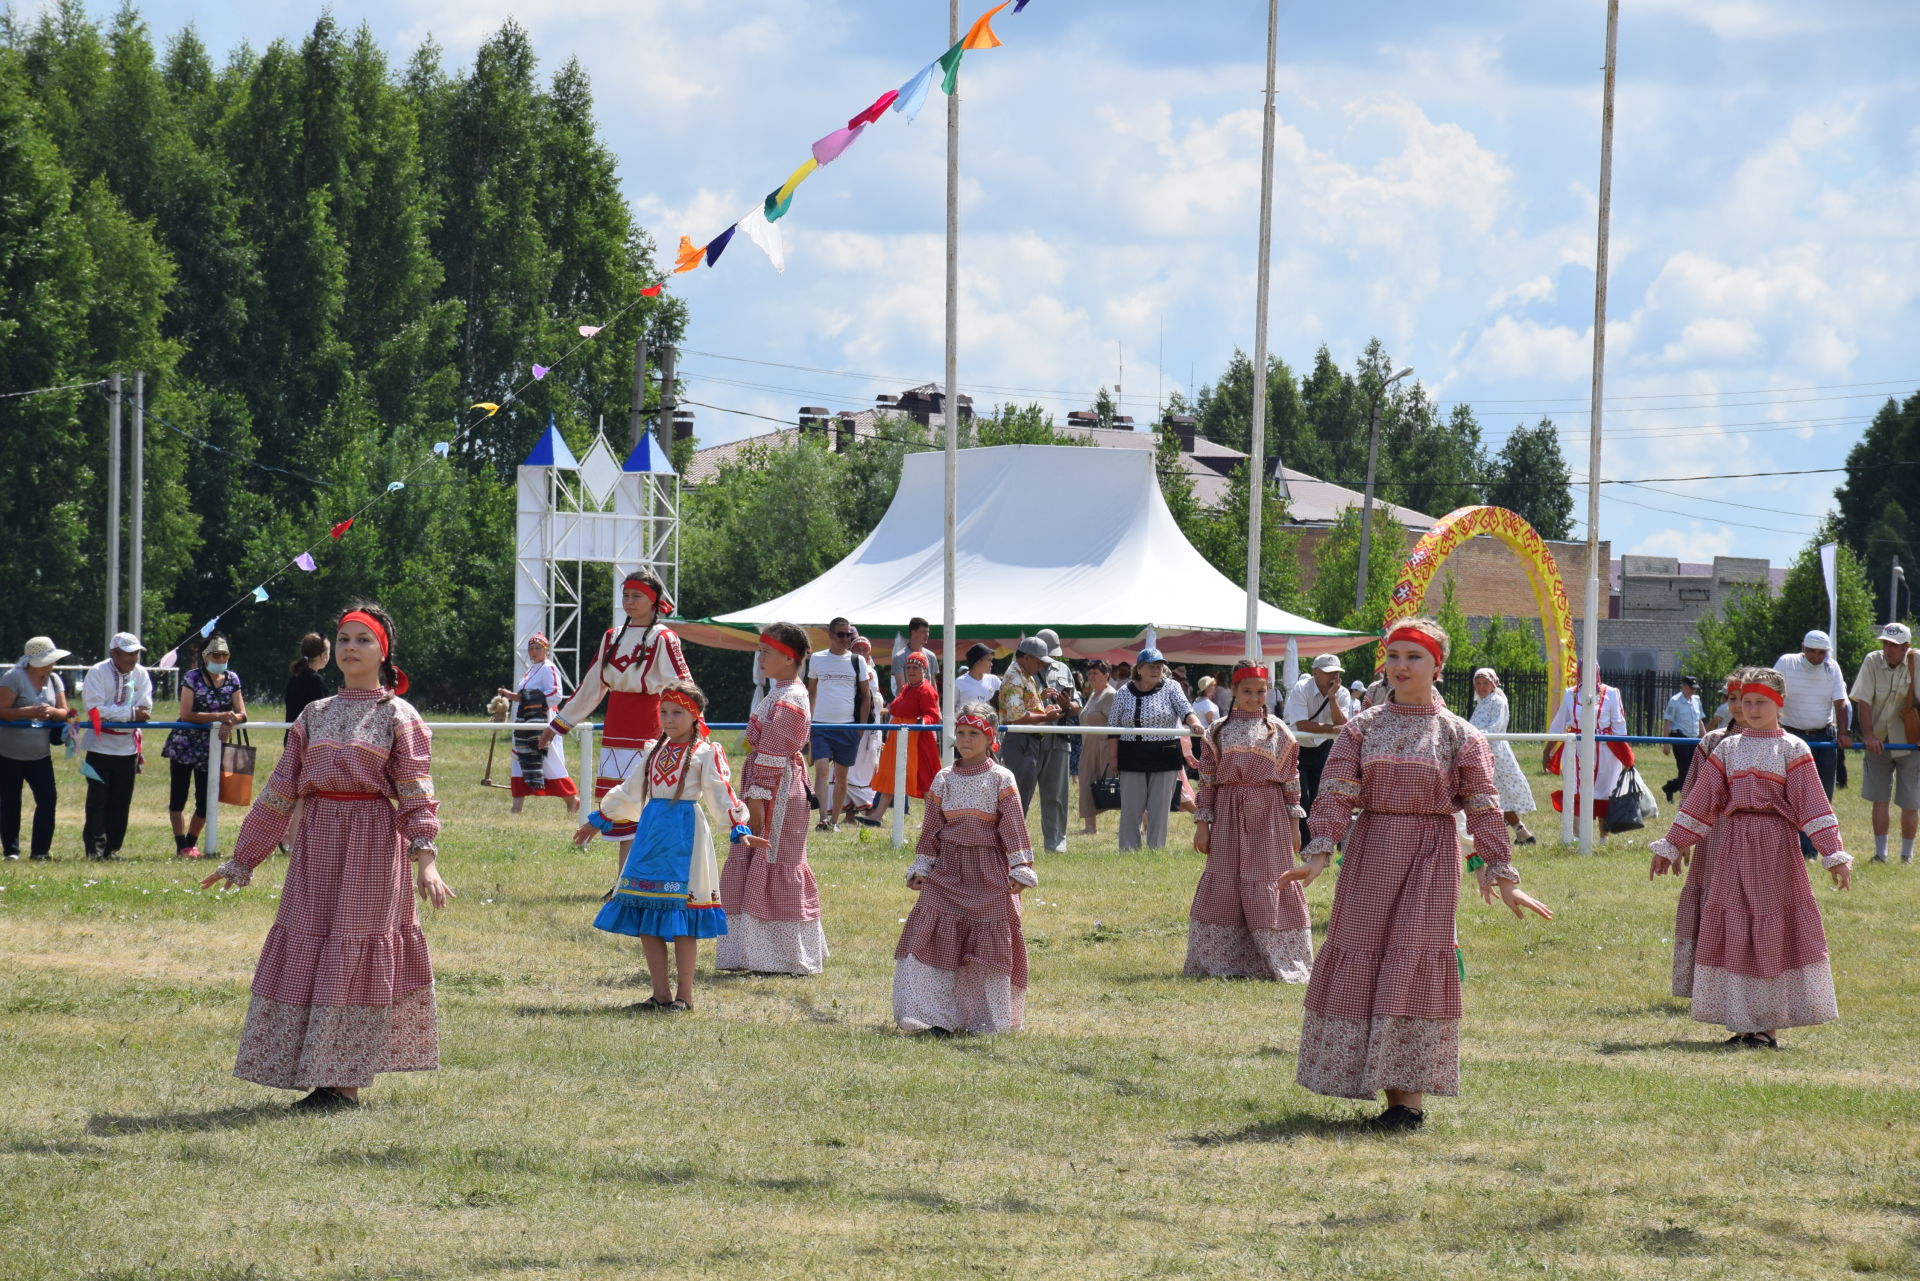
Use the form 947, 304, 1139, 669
17, 636, 71, 667
1802, 629, 1833, 650
1879, 622, 1912, 645
1033, 628, 1063, 658
1311, 653, 1344, 673
109, 632, 145, 653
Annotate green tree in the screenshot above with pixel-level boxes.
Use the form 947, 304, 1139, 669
1185, 462, 1302, 613
1766, 534, 1876, 675
1833, 392, 1919, 616
1306, 506, 1406, 632
1485, 417, 1575, 540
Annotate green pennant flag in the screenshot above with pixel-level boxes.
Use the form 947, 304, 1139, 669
938, 40, 966, 95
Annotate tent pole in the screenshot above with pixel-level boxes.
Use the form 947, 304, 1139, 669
942, 0, 960, 755
1244, 0, 1279, 659
1580, 0, 1620, 857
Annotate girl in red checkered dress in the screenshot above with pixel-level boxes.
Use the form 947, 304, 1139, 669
1648, 668, 1853, 1048
893, 703, 1035, 1035
718, 623, 829, 975
205, 605, 452, 1112
1650, 668, 1752, 998
1186, 661, 1313, 982
1282, 619, 1552, 1131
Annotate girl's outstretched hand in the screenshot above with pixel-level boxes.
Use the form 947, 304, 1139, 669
1830, 862, 1851, 890
1278, 853, 1331, 889
200, 870, 243, 891
416, 866, 455, 909
1497, 881, 1552, 920
571, 822, 599, 848
737, 833, 770, 850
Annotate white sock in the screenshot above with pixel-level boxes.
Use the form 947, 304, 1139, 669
1903, 837, 1915, 862
1875, 834, 1889, 859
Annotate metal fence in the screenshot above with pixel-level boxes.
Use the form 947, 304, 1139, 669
1467, 669, 1698, 736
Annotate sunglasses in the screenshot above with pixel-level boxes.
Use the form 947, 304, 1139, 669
831, 630, 855, 639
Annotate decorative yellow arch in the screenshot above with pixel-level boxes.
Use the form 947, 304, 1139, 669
1380, 505, 1577, 711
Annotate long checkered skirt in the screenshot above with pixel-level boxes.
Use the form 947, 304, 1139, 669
1686, 810, 1837, 1032
717, 753, 827, 975
1185, 782, 1312, 982
1296, 809, 1463, 1099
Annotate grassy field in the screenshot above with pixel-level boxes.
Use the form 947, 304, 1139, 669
2, 715, 1917, 1280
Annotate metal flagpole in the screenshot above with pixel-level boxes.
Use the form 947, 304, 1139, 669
130, 372, 145, 641
107, 372, 123, 651
1245, 0, 1279, 659
941, 0, 960, 757
1580, 0, 1620, 856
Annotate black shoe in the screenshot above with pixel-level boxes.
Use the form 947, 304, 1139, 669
29, 852, 50, 862
99, 850, 122, 861
1370, 1105, 1425, 1132
291, 1087, 359, 1111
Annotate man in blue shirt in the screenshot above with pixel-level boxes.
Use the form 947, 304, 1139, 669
1661, 675, 1705, 801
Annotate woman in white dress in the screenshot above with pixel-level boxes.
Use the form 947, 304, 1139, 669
1469, 668, 1536, 845
501, 634, 579, 815
1545, 667, 1633, 835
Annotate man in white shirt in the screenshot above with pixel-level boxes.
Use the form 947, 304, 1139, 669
1660, 675, 1705, 801
807, 617, 869, 832
80, 632, 153, 861
1284, 653, 1353, 845
1851, 621, 1918, 863
1775, 628, 1851, 857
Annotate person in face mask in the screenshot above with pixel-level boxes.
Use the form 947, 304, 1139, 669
161, 634, 247, 859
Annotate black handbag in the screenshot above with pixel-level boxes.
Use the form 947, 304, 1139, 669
1092, 774, 1121, 811
1607, 766, 1645, 832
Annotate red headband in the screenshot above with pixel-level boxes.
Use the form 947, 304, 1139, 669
956, 711, 997, 748
759, 632, 800, 662
623, 577, 670, 614
661, 687, 710, 737
1724, 681, 1744, 695
341, 610, 389, 658
1231, 663, 1270, 686
1384, 626, 1444, 666
528, 632, 549, 648
903, 650, 930, 670
1744, 684, 1784, 707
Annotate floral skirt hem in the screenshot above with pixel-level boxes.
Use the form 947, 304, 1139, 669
233, 986, 438, 1090
1295, 1010, 1460, 1100
715, 913, 828, 975
1183, 923, 1312, 983
893, 955, 1024, 1035
1689, 960, 1837, 1033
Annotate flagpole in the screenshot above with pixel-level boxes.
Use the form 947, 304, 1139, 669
1245, 0, 1279, 660
942, 0, 960, 760
1579, 0, 1620, 857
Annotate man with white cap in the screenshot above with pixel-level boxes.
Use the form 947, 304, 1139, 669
1775, 628, 1851, 856
0, 636, 76, 861
80, 633, 155, 861
1284, 653, 1353, 846
1850, 621, 1918, 863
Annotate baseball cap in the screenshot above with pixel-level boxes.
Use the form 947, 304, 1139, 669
1135, 646, 1165, 666
1015, 637, 1050, 662
1802, 629, 1832, 649
1679, 675, 1697, 687
1879, 622, 1912, 645
1033, 628, 1064, 658
1311, 654, 1344, 673
109, 632, 146, 653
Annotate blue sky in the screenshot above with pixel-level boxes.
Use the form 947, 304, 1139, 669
61, 0, 1920, 568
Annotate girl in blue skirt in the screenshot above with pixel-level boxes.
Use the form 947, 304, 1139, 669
575, 681, 763, 1011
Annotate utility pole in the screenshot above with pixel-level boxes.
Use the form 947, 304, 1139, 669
131, 372, 145, 640
628, 335, 649, 452
940, 0, 960, 770
1355, 367, 1414, 616
1245, 0, 1280, 656
658, 344, 679, 458
107, 373, 122, 652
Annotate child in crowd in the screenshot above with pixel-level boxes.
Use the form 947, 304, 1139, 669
577, 680, 761, 1012
1649, 667, 1852, 1048
893, 703, 1035, 1035
1186, 661, 1313, 982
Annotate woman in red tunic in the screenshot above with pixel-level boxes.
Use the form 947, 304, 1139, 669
717, 622, 828, 975
866, 650, 941, 828
1283, 619, 1552, 1131
1648, 667, 1852, 1047
204, 605, 453, 1111
1652, 668, 1752, 997
1187, 661, 1312, 982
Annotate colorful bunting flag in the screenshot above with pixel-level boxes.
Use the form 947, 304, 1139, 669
532, 364, 551, 380
812, 124, 866, 166
294, 553, 317, 571
158, 648, 178, 670
849, 89, 899, 128
386, 481, 405, 493
705, 225, 738, 267
1014, 0, 1033, 10
964, 2, 1011, 50
738, 206, 786, 274
199, 618, 218, 638
80, 758, 104, 783
764, 158, 819, 223
641, 284, 664, 297
894, 61, 936, 123
252, 586, 269, 602
938, 40, 967, 95
578, 324, 603, 337
331, 518, 354, 539
674, 235, 705, 274
433, 441, 450, 458
89, 707, 103, 736
472, 402, 501, 416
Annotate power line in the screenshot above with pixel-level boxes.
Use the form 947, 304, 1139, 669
0, 379, 109, 401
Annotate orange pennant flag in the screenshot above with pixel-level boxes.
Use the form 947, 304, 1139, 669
673, 235, 705, 274
962, 1, 1011, 50
641, 283, 664, 297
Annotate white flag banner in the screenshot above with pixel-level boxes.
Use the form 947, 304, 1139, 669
1819, 541, 1839, 651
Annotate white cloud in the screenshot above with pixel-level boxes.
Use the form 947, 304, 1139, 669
1489, 275, 1554, 308
1628, 526, 1739, 561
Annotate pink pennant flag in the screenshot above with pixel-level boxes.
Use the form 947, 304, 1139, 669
158, 648, 179, 670
812, 124, 866, 166
532, 364, 550, 380
578, 325, 602, 337
294, 552, 317, 571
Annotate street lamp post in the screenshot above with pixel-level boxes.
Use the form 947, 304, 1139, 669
1354, 366, 1415, 617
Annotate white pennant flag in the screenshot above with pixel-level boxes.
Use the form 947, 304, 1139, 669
738, 206, 785, 274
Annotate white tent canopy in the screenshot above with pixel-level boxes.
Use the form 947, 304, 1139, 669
678, 444, 1370, 664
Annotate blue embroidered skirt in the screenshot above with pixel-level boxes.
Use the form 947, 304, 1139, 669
593, 798, 728, 940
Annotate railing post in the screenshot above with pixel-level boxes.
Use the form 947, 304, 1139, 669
890, 725, 910, 849
204, 729, 224, 856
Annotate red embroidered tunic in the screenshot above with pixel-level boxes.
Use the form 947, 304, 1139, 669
551, 622, 691, 751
